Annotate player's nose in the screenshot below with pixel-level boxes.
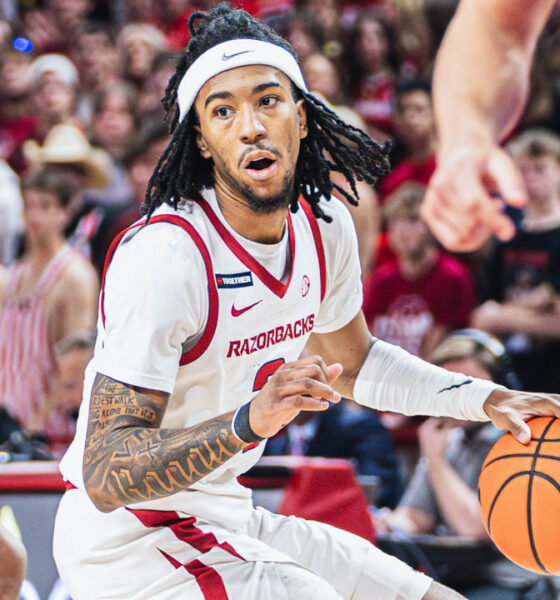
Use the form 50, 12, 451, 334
238, 105, 266, 144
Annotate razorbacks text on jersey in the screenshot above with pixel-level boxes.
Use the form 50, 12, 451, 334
59, 188, 362, 529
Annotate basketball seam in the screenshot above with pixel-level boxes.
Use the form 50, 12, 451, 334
486, 470, 531, 537
526, 418, 556, 575
482, 452, 560, 472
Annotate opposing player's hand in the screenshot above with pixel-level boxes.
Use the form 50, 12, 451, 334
249, 355, 343, 439
483, 389, 560, 444
422, 144, 526, 252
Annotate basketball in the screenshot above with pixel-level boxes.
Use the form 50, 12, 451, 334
478, 416, 560, 575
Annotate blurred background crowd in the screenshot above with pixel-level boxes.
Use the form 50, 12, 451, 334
1, 0, 560, 597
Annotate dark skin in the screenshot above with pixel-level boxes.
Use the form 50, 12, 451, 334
84, 357, 341, 512
83, 66, 560, 600
83, 65, 341, 512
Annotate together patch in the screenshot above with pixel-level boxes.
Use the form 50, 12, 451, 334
216, 272, 253, 288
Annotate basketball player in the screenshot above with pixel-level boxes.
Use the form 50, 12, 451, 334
54, 6, 560, 600
421, 0, 555, 252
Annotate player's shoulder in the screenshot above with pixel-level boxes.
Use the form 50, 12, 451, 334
116, 200, 209, 262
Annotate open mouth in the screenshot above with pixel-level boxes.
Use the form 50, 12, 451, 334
244, 155, 278, 181
247, 157, 275, 170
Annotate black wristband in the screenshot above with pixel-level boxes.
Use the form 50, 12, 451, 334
232, 402, 265, 444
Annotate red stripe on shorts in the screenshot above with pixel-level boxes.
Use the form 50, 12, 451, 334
158, 549, 228, 600
128, 508, 247, 598
128, 509, 244, 560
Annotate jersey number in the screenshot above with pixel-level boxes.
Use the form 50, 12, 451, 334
252, 358, 286, 392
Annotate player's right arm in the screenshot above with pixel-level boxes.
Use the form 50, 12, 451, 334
422, 0, 554, 251
83, 358, 341, 513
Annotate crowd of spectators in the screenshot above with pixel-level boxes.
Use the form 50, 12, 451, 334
1, 0, 560, 597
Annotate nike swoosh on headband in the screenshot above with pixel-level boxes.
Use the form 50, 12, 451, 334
177, 39, 308, 122
222, 49, 253, 61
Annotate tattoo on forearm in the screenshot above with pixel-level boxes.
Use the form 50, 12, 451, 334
83, 374, 245, 510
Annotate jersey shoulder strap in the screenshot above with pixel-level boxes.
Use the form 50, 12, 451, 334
100, 214, 219, 365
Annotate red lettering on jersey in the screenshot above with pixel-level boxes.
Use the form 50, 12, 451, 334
226, 314, 315, 357
284, 323, 293, 340
266, 329, 275, 348
227, 340, 241, 357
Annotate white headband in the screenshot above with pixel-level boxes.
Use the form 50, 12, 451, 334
176, 39, 308, 122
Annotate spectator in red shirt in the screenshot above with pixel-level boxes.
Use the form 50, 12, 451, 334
363, 183, 477, 360
378, 79, 437, 203
0, 45, 37, 174
347, 11, 400, 139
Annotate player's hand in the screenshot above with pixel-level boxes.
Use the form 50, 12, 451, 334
483, 389, 560, 444
249, 355, 343, 439
421, 144, 527, 252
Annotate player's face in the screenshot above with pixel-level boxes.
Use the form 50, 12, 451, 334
194, 65, 307, 214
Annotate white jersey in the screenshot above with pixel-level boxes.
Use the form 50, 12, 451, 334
60, 188, 362, 529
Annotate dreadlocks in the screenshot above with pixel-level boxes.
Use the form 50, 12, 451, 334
142, 3, 391, 223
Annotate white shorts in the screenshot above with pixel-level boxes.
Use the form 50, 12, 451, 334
53, 488, 431, 600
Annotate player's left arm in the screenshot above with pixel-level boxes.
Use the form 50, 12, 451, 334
306, 311, 560, 444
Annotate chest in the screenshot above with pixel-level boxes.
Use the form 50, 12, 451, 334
198, 210, 323, 364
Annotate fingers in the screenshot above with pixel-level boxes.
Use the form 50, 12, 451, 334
422, 145, 523, 251
506, 416, 531, 445
423, 179, 495, 252
475, 195, 516, 243
422, 187, 492, 251
484, 389, 560, 445
278, 356, 343, 388
278, 378, 341, 405
326, 362, 343, 385
485, 148, 527, 209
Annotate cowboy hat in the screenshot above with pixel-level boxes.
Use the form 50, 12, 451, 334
23, 124, 111, 189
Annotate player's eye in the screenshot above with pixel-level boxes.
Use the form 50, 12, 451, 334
215, 106, 233, 118
259, 96, 279, 107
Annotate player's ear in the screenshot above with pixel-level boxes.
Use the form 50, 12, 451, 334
194, 125, 212, 159
296, 99, 307, 140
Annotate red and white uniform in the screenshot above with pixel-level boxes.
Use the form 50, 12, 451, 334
54, 189, 431, 600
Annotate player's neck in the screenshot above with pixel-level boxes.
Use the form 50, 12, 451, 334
214, 187, 288, 244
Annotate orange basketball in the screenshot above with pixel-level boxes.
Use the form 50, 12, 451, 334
478, 416, 560, 575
